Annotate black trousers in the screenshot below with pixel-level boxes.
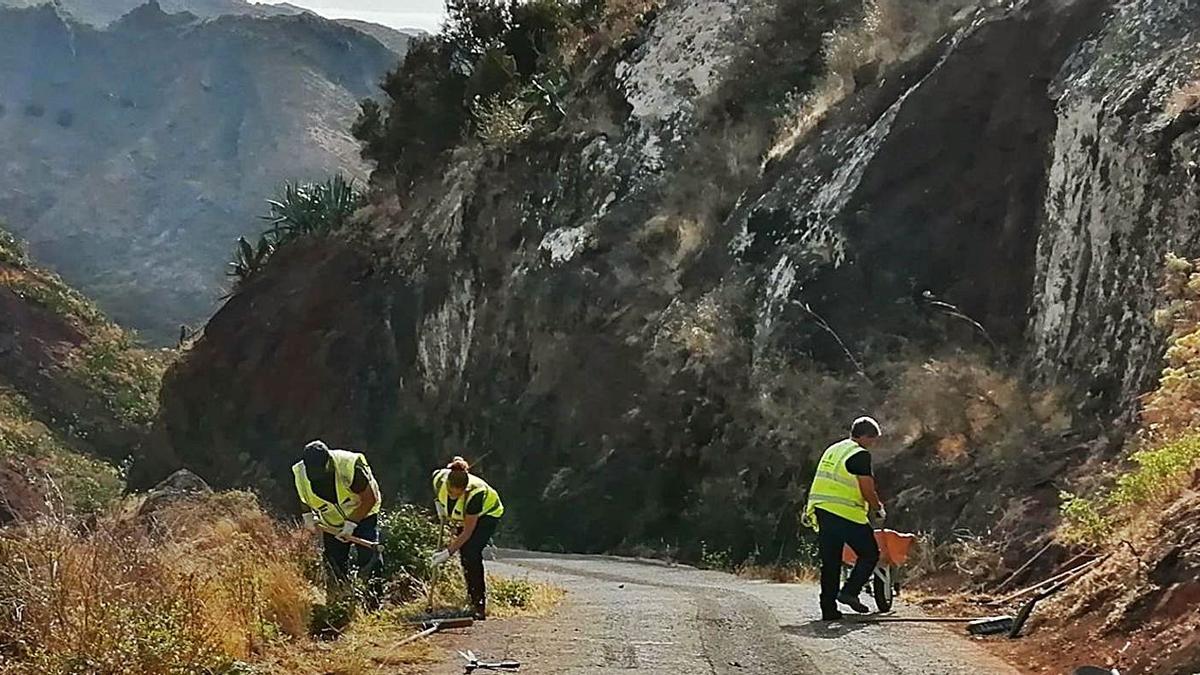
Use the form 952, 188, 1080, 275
815, 508, 879, 613
459, 516, 500, 611
323, 514, 383, 602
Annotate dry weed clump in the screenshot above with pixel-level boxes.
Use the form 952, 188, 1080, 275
882, 352, 1067, 463
905, 529, 1002, 586
1163, 78, 1200, 119
0, 491, 317, 675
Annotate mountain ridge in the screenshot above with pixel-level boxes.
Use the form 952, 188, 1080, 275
0, 1, 401, 342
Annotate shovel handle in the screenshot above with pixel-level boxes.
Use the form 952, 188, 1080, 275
314, 522, 380, 549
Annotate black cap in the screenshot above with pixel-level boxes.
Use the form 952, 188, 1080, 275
303, 440, 330, 474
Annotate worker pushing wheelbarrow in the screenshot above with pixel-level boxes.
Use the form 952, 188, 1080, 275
843, 528, 917, 612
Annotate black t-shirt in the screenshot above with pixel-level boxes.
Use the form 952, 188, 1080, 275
446, 491, 487, 517
845, 449, 872, 476
311, 459, 370, 504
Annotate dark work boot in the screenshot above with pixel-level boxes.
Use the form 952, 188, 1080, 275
473, 599, 487, 621
821, 608, 844, 621
837, 590, 871, 614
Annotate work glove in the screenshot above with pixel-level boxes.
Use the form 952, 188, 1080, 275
336, 520, 358, 542
869, 506, 887, 528
302, 512, 318, 532
430, 549, 451, 566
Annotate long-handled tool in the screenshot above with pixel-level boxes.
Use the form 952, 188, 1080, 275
314, 521, 380, 549
387, 616, 475, 650
428, 517, 447, 612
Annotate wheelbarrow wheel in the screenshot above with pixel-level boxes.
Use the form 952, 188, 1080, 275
873, 574, 893, 612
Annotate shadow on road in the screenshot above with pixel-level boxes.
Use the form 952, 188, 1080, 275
781, 620, 871, 639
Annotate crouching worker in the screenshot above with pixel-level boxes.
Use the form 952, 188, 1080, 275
429, 456, 504, 619
293, 440, 384, 603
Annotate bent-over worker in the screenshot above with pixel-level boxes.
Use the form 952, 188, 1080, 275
428, 456, 505, 619
293, 440, 384, 597
804, 417, 886, 620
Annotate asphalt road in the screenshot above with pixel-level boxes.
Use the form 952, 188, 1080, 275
425, 550, 1022, 674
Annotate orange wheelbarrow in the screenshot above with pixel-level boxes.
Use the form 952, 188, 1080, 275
842, 529, 917, 612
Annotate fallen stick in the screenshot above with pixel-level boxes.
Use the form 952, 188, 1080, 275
993, 542, 1053, 593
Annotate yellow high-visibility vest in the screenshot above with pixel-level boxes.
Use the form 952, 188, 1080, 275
804, 439, 869, 528
432, 469, 504, 523
293, 449, 380, 528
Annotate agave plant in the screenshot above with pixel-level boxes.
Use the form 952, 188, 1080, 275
261, 174, 364, 243
225, 175, 365, 296
226, 235, 275, 289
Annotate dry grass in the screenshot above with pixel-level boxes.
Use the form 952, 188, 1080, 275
0, 491, 474, 675
767, 0, 995, 163
0, 492, 317, 674
1164, 79, 1200, 119
736, 563, 819, 584
881, 352, 1068, 463
389, 567, 565, 623
904, 529, 1002, 587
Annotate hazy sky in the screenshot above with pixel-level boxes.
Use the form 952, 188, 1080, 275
257, 0, 446, 33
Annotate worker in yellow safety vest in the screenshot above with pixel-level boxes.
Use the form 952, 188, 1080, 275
804, 417, 886, 620
293, 440, 383, 597
428, 456, 504, 619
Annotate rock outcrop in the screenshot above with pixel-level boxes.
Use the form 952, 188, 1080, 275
147, 0, 1200, 561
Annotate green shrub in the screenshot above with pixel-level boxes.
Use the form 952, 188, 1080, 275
309, 598, 356, 640
488, 575, 535, 609
354, 0, 598, 181
0, 228, 27, 265
1058, 491, 1113, 545
1060, 435, 1200, 546
378, 504, 443, 597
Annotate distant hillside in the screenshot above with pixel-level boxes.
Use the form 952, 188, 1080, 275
333, 18, 420, 55
0, 0, 424, 54
0, 3, 399, 342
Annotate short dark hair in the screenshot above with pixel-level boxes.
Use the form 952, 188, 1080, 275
851, 417, 881, 439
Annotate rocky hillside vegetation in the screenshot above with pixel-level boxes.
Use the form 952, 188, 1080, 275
0, 224, 552, 674
0, 2, 402, 342
147, 0, 1199, 587
0, 225, 169, 521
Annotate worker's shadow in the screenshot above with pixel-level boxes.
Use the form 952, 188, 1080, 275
781, 620, 871, 639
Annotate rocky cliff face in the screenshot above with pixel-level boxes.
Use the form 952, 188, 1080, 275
0, 3, 399, 342
1030, 0, 1200, 408
147, 0, 1200, 560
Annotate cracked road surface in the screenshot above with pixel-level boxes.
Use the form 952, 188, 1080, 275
425, 550, 1020, 674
